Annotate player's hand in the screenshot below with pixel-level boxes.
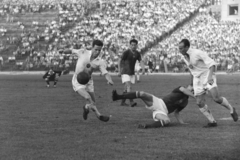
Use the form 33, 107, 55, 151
45, 78, 49, 81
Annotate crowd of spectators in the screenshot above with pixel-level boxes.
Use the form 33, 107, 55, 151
15, 0, 204, 71
0, 0, 100, 70
3, 0, 236, 73
147, 11, 240, 73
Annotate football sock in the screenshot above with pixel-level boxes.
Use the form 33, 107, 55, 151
46, 81, 50, 85
54, 81, 57, 85
199, 105, 216, 123
121, 91, 127, 104
145, 121, 164, 128
136, 75, 140, 81
221, 97, 234, 113
118, 92, 137, 100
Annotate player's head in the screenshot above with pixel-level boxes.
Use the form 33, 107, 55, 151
179, 39, 190, 55
130, 39, 138, 51
92, 40, 103, 58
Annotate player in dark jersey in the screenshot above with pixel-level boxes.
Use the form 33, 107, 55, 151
112, 85, 195, 129
43, 67, 62, 88
118, 39, 141, 107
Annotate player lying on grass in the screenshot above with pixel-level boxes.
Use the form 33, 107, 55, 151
112, 85, 195, 129
43, 67, 62, 88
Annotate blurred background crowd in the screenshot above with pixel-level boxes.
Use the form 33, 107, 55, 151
0, 0, 239, 73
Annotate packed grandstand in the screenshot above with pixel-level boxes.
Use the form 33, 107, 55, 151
0, 0, 239, 73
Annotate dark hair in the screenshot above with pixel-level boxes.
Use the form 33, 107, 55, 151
92, 40, 103, 47
180, 39, 190, 48
130, 39, 138, 45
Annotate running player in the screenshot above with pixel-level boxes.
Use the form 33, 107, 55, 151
118, 39, 141, 107
71, 40, 114, 122
178, 39, 238, 127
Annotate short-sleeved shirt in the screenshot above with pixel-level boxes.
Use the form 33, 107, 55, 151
121, 49, 141, 75
162, 86, 189, 114
72, 48, 108, 76
183, 48, 217, 77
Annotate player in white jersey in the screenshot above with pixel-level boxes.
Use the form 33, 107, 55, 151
135, 60, 141, 82
178, 39, 238, 127
71, 40, 114, 122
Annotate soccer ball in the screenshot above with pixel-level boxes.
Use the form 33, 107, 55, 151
77, 71, 91, 85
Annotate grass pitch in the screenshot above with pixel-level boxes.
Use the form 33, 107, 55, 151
0, 73, 240, 160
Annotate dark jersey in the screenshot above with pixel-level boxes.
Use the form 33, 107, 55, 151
162, 86, 189, 114
43, 70, 62, 81
121, 49, 141, 75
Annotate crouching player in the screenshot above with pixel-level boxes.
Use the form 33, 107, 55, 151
112, 85, 195, 128
71, 40, 114, 122
43, 67, 62, 88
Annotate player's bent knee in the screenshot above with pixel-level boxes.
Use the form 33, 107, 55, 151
212, 96, 222, 104
86, 103, 96, 112
196, 99, 205, 108
155, 113, 170, 126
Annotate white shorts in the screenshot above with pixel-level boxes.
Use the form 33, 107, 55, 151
145, 96, 169, 121
193, 71, 217, 96
121, 74, 135, 84
227, 65, 232, 69
72, 74, 94, 92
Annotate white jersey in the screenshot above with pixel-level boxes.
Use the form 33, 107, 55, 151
135, 60, 141, 71
72, 49, 108, 76
183, 48, 217, 77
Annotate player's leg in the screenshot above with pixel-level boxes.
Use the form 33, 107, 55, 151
112, 90, 152, 106
128, 76, 137, 107
120, 82, 129, 106
87, 91, 110, 122
86, 80, 110, 122
135, 69, 140, 83
76, 88, 92, 120
196, 94, 217, 127
209, 86, 238, 122
45, 78, 50, 87
120, 74, 131, 106
138, 113, 170, 129
53, 78, 58, 88
193, 75, 217, 127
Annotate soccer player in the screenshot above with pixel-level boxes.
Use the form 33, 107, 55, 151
70, 40, 114, 122
135, 60, 141, 83
178, 39, 238, 127
118, 39, 141, 107
43, 67, 62, 88
112, 85, 195, 129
